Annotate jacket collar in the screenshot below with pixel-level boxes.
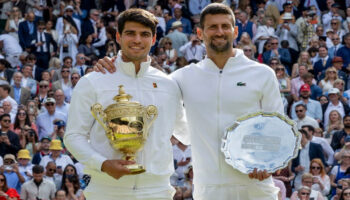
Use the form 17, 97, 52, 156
199, 49, 245, 73
115, 51, 151, 78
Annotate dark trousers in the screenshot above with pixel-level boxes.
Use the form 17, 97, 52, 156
35, 52, 50, 69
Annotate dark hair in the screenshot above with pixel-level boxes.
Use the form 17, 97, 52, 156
32, 165, 44, 174
61, 164, 78, 190
0, 114, 11, 121
296, 103, 307, 110
200, 3, 235, 29
0, 84, 11, 94
117, 8, 158, 36
36, 20, 46, 27
62, 174, 80, 194
0, 59, 12, 69
299, 129, 310, 139
340, 187, 350, 200
301, 72, 314, 79
63, 15, 79, 35
318, 45, 328, 51
63, 56, 73, 63
13, 108, 31, 130
344, 115, 350, 120
0, 173, 9, 192
301, 125, 315, 133
61, 65, 70, 71
26, 54, 36, 61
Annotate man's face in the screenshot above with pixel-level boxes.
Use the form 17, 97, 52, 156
65, 9, 74, 17
117, 21, 156, 64
61, 68, 70, 79
345, 36, 350, 48
299, 66, 307, 76
333, 62, 343, 70
18, 158, 29, 166
33, 172, 44, 182
174, 8, 182, 19
298, 188, 311, 200
3, 158, 15, 166
300, 90, 310, 99
27, 13, 35, 22
284, 4, 292, 12
64, 59, 72, 68
295, 106, 306, 119
198, 14, 236, 54
22, 66, 32, 77
50, 150, 61, 157
54, 91, 65, 104
45, 163, 56, 176
316, 27, 323, 36
45, 102, 56, 114
3, 102, 11, 114
76, 54, 85, 65
71, 74, 80, 86
41, 139, 50, 150
344, 117, 350, 128
13, 73, 22, 86
90, 11, 99, 22
38, 25, 45, 33
304, 77, 313, 86
26, 58, 36, 66
302, 178, 313, 188
56, 190, 67, 200
302, 127, 313, 138
318, 47, 328, 58
1, 116, 11, 128
328, 93, 339, 102
332, 35, 340, 45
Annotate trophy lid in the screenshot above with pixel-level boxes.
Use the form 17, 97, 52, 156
114, 85, 132, 103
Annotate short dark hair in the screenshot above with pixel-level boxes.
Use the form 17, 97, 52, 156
296, 104, 307, 110
344, 33, 350, 40
301, 72, 314, 79
26, 54, 36, 61
0, 84, 11, 94
0, 114, 11, 121
63, 56, 73, 63
0, 59, 12, 69
32, 165, 44, 174
302, 125, 315, 133
199, 3, 235, 29
299, 129, 310, 139
117, 8, 158, 36
37, 20, 45, 27
344, 115, 350, 120
318, 45, 328, 51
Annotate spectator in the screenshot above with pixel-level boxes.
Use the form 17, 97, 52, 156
74, 54, 88, 77
17, 149, 33, 180
61, 174, 84, 200
294, 104, 320, 129
336, 33, 350, 70
0, 34, 22, 69
54, 89, 69, 117
324, 110, 344, 140
237, 32, 257, 55
294, 186, 312, 200
52, 65, 71, 99
0, 84, 17, 119
2, 101, 15, 123
44, 161, 61, 191
20, 165, 56, 200
331, 115, 350, 151
328, 34, 343, 59
308, 158, 330, 197
292, 129, 326, 190
303, 73, 323, 101
313, 46, 332, 81
37, 80, 50, 105
236, 11, 256, 42
56, 6, 81, 38
318, 67, 338, 94
262, 37, 291, 68
290, 173, 324, 200
341, 187, 350, 200
0, 173, 20, 200
330, 149, 350, 196
11, 107, 37, 136
39, 140, 73, 172
330, 58, 347, 90
81, 9, 100, 42
55, 189, 68, 200
0, 60, 15, 83
299, 11, 315, 51
58, 17, 79, 65
36, 98, 66, 140
45, 20, 58, 43
1, 154, 25, 193
253, 16, 276, 54
78, 34, 97, 59
330, 19, 345, 43
166, 6, 192, 35
9, 72, 31, 106
18, 12, 36, 51
333, 79, 349, 104
4, 6, 24, 42
92, 19, 107, 57
0, 114, 20, 157
166, 21, 188, 57
276, 13, 298, 52
32, 137, 50, 165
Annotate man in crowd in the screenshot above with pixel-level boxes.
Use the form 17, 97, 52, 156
313, 46, 332, 80
0, 33, 23, 68
17, 149, 34, 180
0, 114, 20, 157
21, 64, 37, 95
331, 115, 350, 151
336, 33, 350, 70
294, 104, 320, 129
166, 21, 188, 57
328, 34, 343, 59
39, 139, 73, 171
52, 65, 71, 100
302, 73, 322, 100
18, 12, 36, 51
44, 161, 61, 190
10, 72, 31, 105
20, 165, 56, 200
54, 89, 70, 117
262, 37, 291, 67
0, 84, 18, 118
74, 53, 88, 77
32, 137, 51, 165
179, 34, 206, 62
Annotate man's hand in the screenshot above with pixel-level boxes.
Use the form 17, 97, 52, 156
101, 159, 135, 180
248, 168, 271, 181
294, 165, 304, 172
2, 135, 11, 146
94, 56, 117, 74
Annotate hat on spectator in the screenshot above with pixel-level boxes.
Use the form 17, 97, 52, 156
332, 56, 343, 63
328, 88, 340, 95
40, 136, 51, 142
299, 84, 310, 92
171, 21, 183, 29
345, 135, 350, 143
326, 29, 334, 33
174, 3, 182, 9
64, 5, 74, 12
331, 3, 341, 8
45, 97, 56, 105
18, 149, 31, 160
49, 139, 63, 151
282, 13, 293, 20
4, 154, 16, 163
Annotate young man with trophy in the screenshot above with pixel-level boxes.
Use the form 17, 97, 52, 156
64, 9, 188, 200
95, 3, 301, 200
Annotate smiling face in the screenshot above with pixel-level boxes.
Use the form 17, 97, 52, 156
198, 14, 237, 55
117, 21, 156, 64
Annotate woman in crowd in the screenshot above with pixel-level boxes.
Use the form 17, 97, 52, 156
58, 16, 79, 65
48, 57, 62, 82
324, 110, 343, 140
11, 108, 37, 136
319, 95, 329, 106
45, 20, 58, 42
0, 173, 20, 200
291, 51, 313, 78
333, 79, 349, 104
26, 100, 39, 123
275, 64, 290, 114
309, 158, 330, 197
340, 187, 350, 200
78, 34, 97, 59
237, 32, 256, 55
314, 127, 324, 138
330, 149, 350, 196
62, 175, 84, 200
4, 6, 24, 41
253, 17, 276, 55
272, 163, 295, 198
319, 67, 338, 94
159, 37, 177, 67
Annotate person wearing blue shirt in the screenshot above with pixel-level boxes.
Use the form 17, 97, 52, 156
336, 33, 350, 70
166, 7, 192, 35
3, 154, 25, 193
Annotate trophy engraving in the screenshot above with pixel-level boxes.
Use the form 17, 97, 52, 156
91, 85, 158, 174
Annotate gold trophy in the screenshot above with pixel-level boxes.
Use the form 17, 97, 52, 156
91, 85, 158, 174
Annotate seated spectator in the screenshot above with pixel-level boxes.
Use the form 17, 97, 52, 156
32, 137, 50, 165
44, 161, 61, 191
0, 59, 15, 83
20, 64, 37, 96
294, 104, 320, 130
17, 149, 33, 180
340, 187, 350, 200
61, 174, 84, 200
58, 17, 79, 65
1, 154, 25, 193
179, 35, 206, 64
313, 46, 332, 81
4, 6, 24, 41
0, 84, 18, 121
78, 34, 97, 59
74, 53, 88, 77
290, 173, 324, 200
294, 186, 312, 200
319, 95, 329, 106
262, 37, 291, 68
309, 158, 331, 197
37, 80, 50, 106
166, 6, 192, 35
272, 164, 295, 198
39, 140, 73, 171
237, 32, 257, 57
253, 17, 275, 55
11, 108, 37, 136
303, 73, 322, 101
159, 37, 178, 68
291, 65, 316, 102
291, 51, 313, 79
20, 165, 56, 200
275, 64, 290, 114
9, 72, 31, 106
0, 114, 20, 157
331, 115, 350, 151
330, 149, 350, 196
319, 67, 338, 94
173, 140, 191, 186
48, 57, 61, 83
336, 33, 350, 70
324, 110, 344, 140
333, 79, 349, 104
0, 173, 20, 200
54, 90, 69, 117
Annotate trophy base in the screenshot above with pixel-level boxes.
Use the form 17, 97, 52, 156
126, 164, 146, 175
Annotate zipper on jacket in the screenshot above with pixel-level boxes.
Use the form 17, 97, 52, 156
134, 77, 142, 191
133, 175, 139, 190
217, 70, 223, 176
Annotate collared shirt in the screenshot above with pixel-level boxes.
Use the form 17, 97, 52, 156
55, 102, 70, 117
179, 42, 206, 62
295, 115, 320, 129
39, 154, 74, 170
324, 101, 345, 129
36, 111, 67, 139
12, 85, 21, 104
27, 21, 34, 35
36, 31, 47, 52
20, 178, 56, 200
311, 136, 334, 165
0, 34, 23, 55
291, 99, 323, 121
291, 77, 316, 97
18, 163, 33, 179
294, 141, 311, 189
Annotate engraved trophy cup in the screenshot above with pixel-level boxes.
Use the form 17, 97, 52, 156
91, 85, 158, 174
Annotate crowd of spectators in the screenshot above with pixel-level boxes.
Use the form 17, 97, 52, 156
0, 0, 350, 199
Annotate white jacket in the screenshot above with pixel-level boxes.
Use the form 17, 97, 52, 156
64, 52, 188, 195
171, 49, 284, 187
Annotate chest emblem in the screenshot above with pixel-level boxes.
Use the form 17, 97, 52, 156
237, 82, 246, 86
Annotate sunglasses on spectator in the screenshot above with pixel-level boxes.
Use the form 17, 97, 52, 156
0, 179, 4, 182
165, 42, 172, 45
271, 42, 278, 45
243, 49, 252, 52
46, 103, 55, 106
332, 38, 340, 41
270, 62, 279, 65
18, 112, 26, 116
301, 192, 310, 196
276, 68, 284, 71
71, 77, 79, 80
331, 22, 338, 25
344, 193, 350, 196
311, 166, 321, 170
49, 168, 56, 172
295, 110, 304, 113
40, 85, 48, 88
79, 57, 85, 60
2, 120, 11, 123
61, 70, 70, 73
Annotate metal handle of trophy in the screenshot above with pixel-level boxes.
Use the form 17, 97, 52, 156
91, 103, 109, 132
144, 105, 158, 138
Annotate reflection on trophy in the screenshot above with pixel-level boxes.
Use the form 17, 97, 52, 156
91, 85, 158, 174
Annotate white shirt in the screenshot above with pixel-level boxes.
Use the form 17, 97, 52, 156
294, 142, 311, 190
173, 145, 191, 179
18, 163, 34, 178
295, 115, 320, 129
171, 49, 283, 193
64, 51, 188, 194
55, 102, 70, 117
311, 136, 334, 165
0, 34, 23, 55
39, 154, 74, 170
324, 101, 345, 129
35, 31, 48, 52
0, 95, 18, 123
179, 42, 206, 62
36, 110, 67, 139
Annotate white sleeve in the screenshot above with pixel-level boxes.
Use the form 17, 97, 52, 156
261, 68, 284, 114
64, 77, 107, 172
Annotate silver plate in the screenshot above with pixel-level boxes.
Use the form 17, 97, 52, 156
221, 112, 301, 174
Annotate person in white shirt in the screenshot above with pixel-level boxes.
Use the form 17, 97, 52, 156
323, 88, 347, 129
55, 5, 81, 38
0, 34, 22, 68
39, 140, 73, 171
96, 3, 284, 200
64, 9, 188, 200
172, 140, 191, 184
294, 104, 320, 129
179, 34, 206, 62
0, 84, 18, 122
